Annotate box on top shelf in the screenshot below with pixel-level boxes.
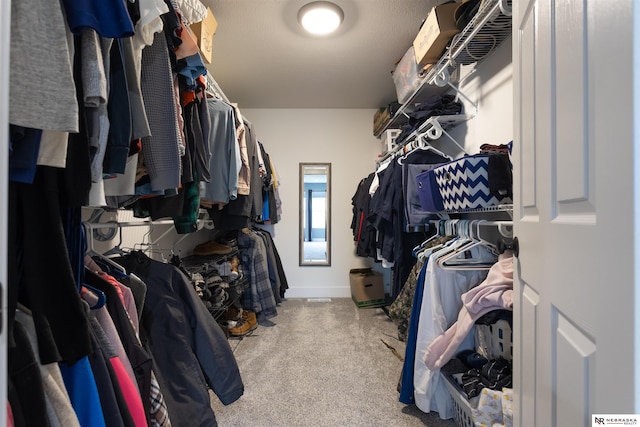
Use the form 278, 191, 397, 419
373, 102, 401, 136
373, 107, 391, 136
190, 7, 218, 64
413, 3, 460, 67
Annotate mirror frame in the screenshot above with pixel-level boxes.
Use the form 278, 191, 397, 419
299, 162, 331, 266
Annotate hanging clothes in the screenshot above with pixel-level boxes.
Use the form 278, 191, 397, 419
14, 310, 81, 427
237, 229, 278, 320
8, 167, 92, 365
9, 0, 79, 133
423, 252, 513, 370
200, 98, 240, 207
114, 252, 244, 427
412, 245, 492, 419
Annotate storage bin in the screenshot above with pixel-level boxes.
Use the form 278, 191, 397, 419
415, 166, 445, 212
392, 46, 423, 104
433, 153, 512, 211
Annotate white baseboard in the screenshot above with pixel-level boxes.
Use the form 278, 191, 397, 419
284, 287, 351, 299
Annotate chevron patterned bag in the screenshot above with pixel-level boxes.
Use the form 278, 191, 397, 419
433, 154, 512, 211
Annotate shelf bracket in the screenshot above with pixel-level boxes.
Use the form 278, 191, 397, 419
432, 67, 478, 114
424, 118, 468, 156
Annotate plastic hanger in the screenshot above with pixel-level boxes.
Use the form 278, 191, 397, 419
82, 222, 128, 274
102, 224, 128, 257
438, 220, 499, 270
415, 133, 453, 161
81, 283, 107, 309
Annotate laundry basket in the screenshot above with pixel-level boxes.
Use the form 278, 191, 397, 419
443, 314, 513, 427
442, 373, 474, 427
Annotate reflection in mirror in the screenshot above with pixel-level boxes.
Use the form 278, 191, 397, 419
299, 163, 331, 266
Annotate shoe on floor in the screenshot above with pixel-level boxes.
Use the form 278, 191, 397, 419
241, 310, 258, 330
193, 240, 233, 256
229, 319, 254, 336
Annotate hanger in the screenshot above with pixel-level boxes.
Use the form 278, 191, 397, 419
103, 224, 128, 257
437, 220, 499, 270
81, 283, 107, 309
413, 220, 459, 260
415, 133, 453, 161
425, 219, 470, 261
82, 222, 128, 274
396, 132, 453, 166
412, 220, 445, 256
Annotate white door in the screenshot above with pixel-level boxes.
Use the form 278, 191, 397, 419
513, 0, 640, 425
0, 0, 9, 424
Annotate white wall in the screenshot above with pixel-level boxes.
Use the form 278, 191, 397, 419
240, 109, 381, 298
442, 38, 514, 154
240, 41, 514, 299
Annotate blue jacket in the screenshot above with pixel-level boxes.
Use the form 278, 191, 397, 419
116, 252, 244, 427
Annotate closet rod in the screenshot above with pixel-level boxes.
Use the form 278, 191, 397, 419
430, 219, 513, 238
83, 220, 175, 230
83, 216, 215, 246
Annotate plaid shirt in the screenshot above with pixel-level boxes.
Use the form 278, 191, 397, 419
238, 230, 277, 319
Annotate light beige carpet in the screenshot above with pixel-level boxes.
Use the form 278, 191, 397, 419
210, 298, 457, 427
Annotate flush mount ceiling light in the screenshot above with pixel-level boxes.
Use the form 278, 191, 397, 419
298, 1, 344, 35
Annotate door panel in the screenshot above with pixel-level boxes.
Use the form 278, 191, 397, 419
554, 311, 595, 427
514, 0, 637, 424
555, 0, 588, 205
519, 2, 537, 211
518, 282, 539, 427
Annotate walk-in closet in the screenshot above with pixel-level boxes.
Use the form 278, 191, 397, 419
2, 0, 639, 426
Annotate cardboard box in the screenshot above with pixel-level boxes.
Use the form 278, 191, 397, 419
413, 3, 460, 67
373, 107, 391, 136
190, 7, 218, 64
373, 102, 401, 136
349, 268, 385, 308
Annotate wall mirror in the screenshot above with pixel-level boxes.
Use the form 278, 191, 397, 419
299, 163, 331, 266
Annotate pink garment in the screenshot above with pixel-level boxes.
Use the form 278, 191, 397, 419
424, 252, 514, 370
98, 271, 126, 305
84, 255, 104, 273
7, 400, 14, 427
109, 356, 148, 427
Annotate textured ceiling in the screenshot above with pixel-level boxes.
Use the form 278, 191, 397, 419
202, 0, 440, 108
